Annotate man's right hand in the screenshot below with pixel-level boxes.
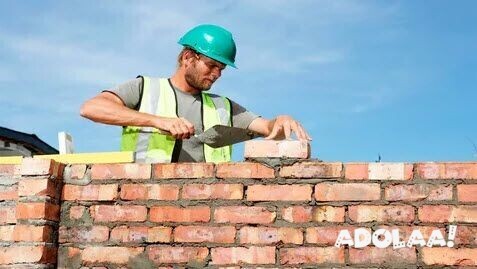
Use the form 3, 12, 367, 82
154, 117, 195, 140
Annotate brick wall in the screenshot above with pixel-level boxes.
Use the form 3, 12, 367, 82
1, 143, 477, 268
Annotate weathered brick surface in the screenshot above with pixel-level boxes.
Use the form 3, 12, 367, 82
62, 184, 118, 201
418, 205, 477, 223
247, 185, 312, 201
7, 160, 477, 267
279, 247, 345, 264
280, 162, 342, 178
0, 246, 57, 264
211, 246, 275, 265
421, 247, 477, 266
0, 185, 18, 200
349, 247, 417, 265
315, 183, 380, 201
153, 163, 214, 179
147, 246, 208, 264
149, 206, 210, 223
216, 163, 274, 179
349, 205, 415, 223
239, 227, 303, 244
91, 163, 151, 180
416, 162, 477, 179
81, 246, 144, 264
214, 206, 276, 224
385, 184, 453, 201
110, 226, 172, 243
244, 140, 310, 158
457, 184, 477, 202
16, 202, 60, 221
174, 226, 235, 243
59, 226, 109, 243
182, 184, 243, 200
120, 184, 179, 200
90, 205, 147, 222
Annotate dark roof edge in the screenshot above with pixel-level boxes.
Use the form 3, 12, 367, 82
0, 126, 59, 155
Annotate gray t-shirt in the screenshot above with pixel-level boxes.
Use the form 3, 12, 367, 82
106, 77, 259, 162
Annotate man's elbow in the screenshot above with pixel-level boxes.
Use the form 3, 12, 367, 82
80, 100, 94, 119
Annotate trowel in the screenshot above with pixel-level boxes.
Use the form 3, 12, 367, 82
143, 125, 261, 148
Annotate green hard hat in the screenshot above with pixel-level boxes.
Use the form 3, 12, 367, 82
178, 24, 237, 68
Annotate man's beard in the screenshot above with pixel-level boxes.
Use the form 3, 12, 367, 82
185, 64, 213, 92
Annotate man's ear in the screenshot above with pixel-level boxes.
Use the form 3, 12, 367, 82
182, 50, 196, 66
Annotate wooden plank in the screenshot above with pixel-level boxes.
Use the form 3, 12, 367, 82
34, 151, 134, 164
0, 156, 23, 164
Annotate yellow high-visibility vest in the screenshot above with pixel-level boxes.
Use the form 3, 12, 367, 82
121, 76, 231, 163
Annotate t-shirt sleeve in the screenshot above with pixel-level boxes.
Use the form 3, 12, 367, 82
103, 77, 143, 110
229, 98, 260, 129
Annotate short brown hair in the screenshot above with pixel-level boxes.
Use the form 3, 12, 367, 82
177, 47, 196, 67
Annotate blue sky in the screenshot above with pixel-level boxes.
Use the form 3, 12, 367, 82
1, 1, 476, 162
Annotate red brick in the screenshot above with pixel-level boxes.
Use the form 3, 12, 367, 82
0, 164, 20, 177
110, 226, 171, 243
416, 162, 477, 179
421, 247, 477, 266
69, 164, 87, 179
279, 247, 344, 264
120, 184, 178, 200
62, 184, 118, 201
457, 184, 477, 202
0, 185, 17, 200
313, 206, 345, 222
21, 158, 62, 177
59, 226, 109, 243
149, 206, 210, 223
69, 205, 85, 219
18, 178, 57, 198
349, 205, 415, 223
315, 183, 380, 201
247, 184, 312, 201
147, 246, 208, 264
306, 226, 369, 245
182, 184, 243, 200
148, 227, 173, 243
0, 225, 14, 241
349, 247, 416, 265
153, 163, 214, 179
0, 205, 16, 224
91, 163, 151, 180
244, 140, 310, 158
280, 162, 342, 178
174, 226, 235, 243
216, 163, 274, 179
13, 225, 53, 242
239, 227, 303, 244
214, 206, 276, 224
368, 163, 413, 180
16, 202, 60, 221
90, 205, 147, 222
455, 226, 477, 245
385, 184, 452, 201
281, 206, 312, 223
211, 246, 275, 265
0, 246, 57, 264
418, 205, 477, 223
82, 247, 143, 264
345, 163, 369, 180
376, 225, 445, 243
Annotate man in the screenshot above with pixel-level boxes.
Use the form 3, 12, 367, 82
80, 24, 311, 163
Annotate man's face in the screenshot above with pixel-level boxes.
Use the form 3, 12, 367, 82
185, 52, 226, 92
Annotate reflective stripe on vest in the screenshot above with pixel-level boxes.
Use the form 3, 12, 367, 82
121, 77, 232, 163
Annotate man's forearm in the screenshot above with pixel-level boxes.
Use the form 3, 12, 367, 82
80, 96, 158, 128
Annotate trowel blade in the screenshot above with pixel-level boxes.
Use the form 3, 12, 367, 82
195, 125, 260, 148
